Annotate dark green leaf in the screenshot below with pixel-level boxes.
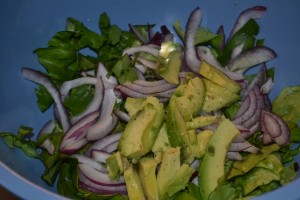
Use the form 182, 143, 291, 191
99, 13, 111, 35
35, 85, 54, 113
63, 84, 94, 117
109, 25, 122, 45
111, 55, 138, 84
0, 132, 39, 159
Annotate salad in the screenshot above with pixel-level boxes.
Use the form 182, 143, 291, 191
1, 4, 300, 200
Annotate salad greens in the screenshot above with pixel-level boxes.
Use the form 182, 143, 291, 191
1, 5, 300, 200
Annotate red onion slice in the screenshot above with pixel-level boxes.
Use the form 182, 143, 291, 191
37, 120, 56, 155
21, 68, 71, 132
129, 23, 148, 44
91, 150, 111, 163
96, 62, 118, 88
114, 108, 130, 123
137, 57, 157, 69
85, 132, 122, 156
227, 152, 243, 161
78, 172, 127, 195
78, 163, 125, 185
228, 6, 267, 41
261, 110, 290, 146
101, 141, 118, 153
260, 77, 274, 94
233, 88, 257, 124
73, 154, 107, 173
87, 89, 119, 141
59, 111, 100, 154
184, 7, 202, 73
123, 45, 159, 57
227, 46, 277, 74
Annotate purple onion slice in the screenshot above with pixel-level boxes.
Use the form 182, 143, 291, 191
184, 7, 202, 73
21, 67, 71, 132
227, 46, 277, 74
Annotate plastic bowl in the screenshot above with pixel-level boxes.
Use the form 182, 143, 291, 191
0, 0, 299, 199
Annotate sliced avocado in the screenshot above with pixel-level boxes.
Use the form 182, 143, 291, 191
138, 157, 159, 200
227, 144, 280, 179
187, 129, 197, 145
118, 96, 164, 160
125, 97, 147, 117
186, 115, 218, 130
235, 167, 280, 195
174, 77, 206, 121
106, 151, 123, 180
156, 41, 181, 84
202, 78, 240, 113
192, 130, 213, 158
157, 147, 195, 199
152, 123, 170, 154
123, 163, 146, 200
199, 119, 240, 200
199, 61, 241, 93
256, 153, 283, 174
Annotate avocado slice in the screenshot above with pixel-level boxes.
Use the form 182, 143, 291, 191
138, 157, 159, 200
192, 130, 213, 159
123, 163, 146, 200
174, 77, 206, 122
125, 97, 147, 117
199, 119, 240, 200
186, 115, 218, 130
118, 103, 157, 160
157, 147, 195, 199
119, 96, 164, 160
156, 41, 181, 84
202, 78, 240, 113
199, 60, 241, 93
235, 167, 280, 195
106, 151, 123, 180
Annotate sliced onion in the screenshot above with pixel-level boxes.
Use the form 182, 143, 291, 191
240, 64, 268, 98
227, 152, 243, 161
129, 23, 148, 44
73, 154, 107, 173
96, 62, 118, 88
85, 132, 122, 156
137, 57, 157, 69
59, 111, 100, 154
216, 25, 225, 51
102, 141, 118, 153
123, 45, 159, 57
79, 172, 127, 195
227, 46, 277, 74
90, 150, 111, 163
233, 88, 257, 124
114, 108, 130, 123
78, 163, 125, 185
231, 43, 244, 60
261, 110, 290, 146
260, 77, 274, 94
37, 120, 56, 155
184, 7, 202, 73
87, 89, 118, 141
228, 6, 267, 41
21, 67, 71, 132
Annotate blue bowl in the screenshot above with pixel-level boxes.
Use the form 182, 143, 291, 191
0, 0, 299, 199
